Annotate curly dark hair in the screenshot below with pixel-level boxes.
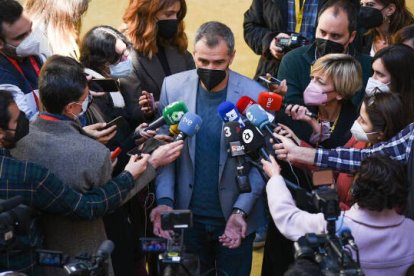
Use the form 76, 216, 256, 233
0, 90, 14, 130
352, 154, 408, 211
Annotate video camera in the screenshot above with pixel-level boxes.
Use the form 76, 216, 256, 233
0, 196, 35, 251
36, 240, 114, 276
141, 210, 199, 276
293, 188, 364, 275
276, 32, 310, 53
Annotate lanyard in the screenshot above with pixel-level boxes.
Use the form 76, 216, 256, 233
295, 0, 306, 33
3, 55, 41, 110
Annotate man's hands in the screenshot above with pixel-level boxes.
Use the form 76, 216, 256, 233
139, 91, 157, 116
83, 123, 117, 144
219, 213, 247, 249
269, 33, 290, 60
148, 140, 184, 169
124, 153, 150, 179
261, 155, 281, 178
150, 205, 174, 239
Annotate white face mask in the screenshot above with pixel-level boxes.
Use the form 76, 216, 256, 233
109, 59, 133, 78
350, 120, 378, 142
365, 77, 390, 96
14, 29, 41, 57
71, 95, 90, 120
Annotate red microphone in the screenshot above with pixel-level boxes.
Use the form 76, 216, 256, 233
258, 92, 317, 118
236, 96, 257, 115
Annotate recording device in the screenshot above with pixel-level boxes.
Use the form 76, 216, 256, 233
0, 196, 35, 251
223, 121, 252, 193
257, 92, 317, 119
136, 101, 189, 137
217, 101, 245, 127
174, 112, 203, 141
37, 240, 114, 276
258, 75, 281, 85
236, 96, 275, 123
103, 116, 124, 130
126, 146, 142, 157
292, 188, 364, 275
276, 32, 310, 53
240, 121, 271, 161
88, 79, 119, 92
140, 237, 167, 253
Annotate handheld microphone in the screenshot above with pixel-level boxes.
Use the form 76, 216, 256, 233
339, 226, 358, 249
245, 104, 275, 138
217, 101, 245, 127
142, 101, 189, 132
168, 124, 180, 137
236, 96, 275, 123
240, 121, 271, 161
257, 92, 317, 119
223, 121, 252, 193
95, 240, 115, 264
174, 112, 203, 141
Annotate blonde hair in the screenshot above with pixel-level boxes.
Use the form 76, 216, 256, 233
25, 0, 89, 59
311, 53, 362, 99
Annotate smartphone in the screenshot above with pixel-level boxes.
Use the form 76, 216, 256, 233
140, 237, 167, 253
259, 75, 282, 85
104, 116, 124, 130
89, 78, 119, 92
36, 249, 64, 266
127, 146, 142, 157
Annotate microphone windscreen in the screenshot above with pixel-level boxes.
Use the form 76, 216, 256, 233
162, 101, 189, 125
96, 240, 115, 258
258, 92, 283, 111
223, 121, 243, 144
245, 104, 269, 129
236, 96, 257, 115
240, 121, 266, 154
217, 101, 245, 127
177, 112, 203, 137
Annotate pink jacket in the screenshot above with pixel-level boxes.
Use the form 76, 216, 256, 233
267, 175, 414, 276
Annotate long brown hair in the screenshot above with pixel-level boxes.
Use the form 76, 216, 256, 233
123, 0, 188, 58
374, 0, 414, 34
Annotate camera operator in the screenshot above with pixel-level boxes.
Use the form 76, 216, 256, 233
261, 154, 414, 275
0, 90, 183, 274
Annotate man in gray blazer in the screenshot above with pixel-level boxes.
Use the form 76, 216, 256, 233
151, 21, 266, 275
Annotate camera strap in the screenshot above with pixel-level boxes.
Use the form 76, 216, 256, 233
294, 0, 306, 33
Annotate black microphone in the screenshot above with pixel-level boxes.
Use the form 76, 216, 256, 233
223, 121, 252, 193
240, 121, 271, 161
339, 226, 358, 249
0, 195, 23, 212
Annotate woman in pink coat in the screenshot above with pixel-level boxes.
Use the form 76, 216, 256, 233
262, 154, 414, 275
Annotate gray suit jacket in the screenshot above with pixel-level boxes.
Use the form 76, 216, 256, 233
156, 69, 266, 234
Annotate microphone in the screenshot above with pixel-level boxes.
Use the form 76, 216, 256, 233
142, 101, 189, 132
174, 112, 203, 141
240, 121, 271, 161
339, 226, 358, 249
0, 195, 23, 212
236, 96, 275, 123
217, 101, 245, 127
95, 240, 115, 265
223, 121, 252, 193
168, 124, 180, 137
257, 92, 317, 119
245, 104, 275, 137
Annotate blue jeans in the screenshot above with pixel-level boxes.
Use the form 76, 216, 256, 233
183, 218, 255, 276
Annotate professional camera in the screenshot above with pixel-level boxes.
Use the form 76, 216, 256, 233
0, 196, 35, 251
141, 210, 199, 276
36, 240, 114, 276
276, 32, 310, 53
292, 188, 364, 275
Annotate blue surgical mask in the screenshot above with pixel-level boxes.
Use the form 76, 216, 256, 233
109, 59, 133, 78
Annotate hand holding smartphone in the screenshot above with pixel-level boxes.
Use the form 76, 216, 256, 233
259, 75, 282, 85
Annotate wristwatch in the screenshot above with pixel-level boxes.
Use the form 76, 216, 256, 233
232, 208, 247, 219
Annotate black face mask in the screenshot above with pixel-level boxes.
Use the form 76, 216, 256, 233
358, 6, 384, 29
197, 68, 227, 91
3, 112, 29, 148
157, 19, 178, 39
315, 38, 345, 57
